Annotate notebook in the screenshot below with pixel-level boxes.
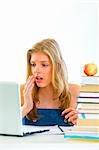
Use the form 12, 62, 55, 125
0, 81, 49, 136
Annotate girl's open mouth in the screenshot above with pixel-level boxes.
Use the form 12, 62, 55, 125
35, 76, 43, 83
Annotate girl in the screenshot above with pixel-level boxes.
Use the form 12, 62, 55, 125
21, 38, 80, 126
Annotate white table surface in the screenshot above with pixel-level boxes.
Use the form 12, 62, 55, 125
0, 134, 99, 150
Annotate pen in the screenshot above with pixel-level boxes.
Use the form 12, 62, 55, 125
58, 125, 64, 133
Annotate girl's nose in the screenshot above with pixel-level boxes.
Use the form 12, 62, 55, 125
34, 66, 41, 73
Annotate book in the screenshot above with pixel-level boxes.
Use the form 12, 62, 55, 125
61, 126, 99, 141
64, 131, 99, 141
81, 76, 99, 85
80, 91, 99, 98
62, 126, 99, 132
77, 103, 99, 114
78, 109, 99, 114
80, 85, 99, 92
77, 119, 99, 126
77, 103, 99, 110
77, 97, 99, 103
78, 113, 99, 119
77, 103, 99, 116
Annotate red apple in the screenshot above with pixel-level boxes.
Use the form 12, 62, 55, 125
83, 63, 97, 76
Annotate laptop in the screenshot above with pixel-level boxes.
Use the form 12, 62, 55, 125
0, 81, 49, 136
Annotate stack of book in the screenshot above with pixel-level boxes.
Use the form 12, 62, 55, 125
77, 75, 99, 126
78, 82, 99, 103
62, 126, 99, 142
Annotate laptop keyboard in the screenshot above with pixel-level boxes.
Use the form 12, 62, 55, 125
22, 125, 50, 134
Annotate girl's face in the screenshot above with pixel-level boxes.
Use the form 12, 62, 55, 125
30, 52, 52, 88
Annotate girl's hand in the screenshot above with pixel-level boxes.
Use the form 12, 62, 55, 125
61, 107, 78, 125
22, 75, 35, 114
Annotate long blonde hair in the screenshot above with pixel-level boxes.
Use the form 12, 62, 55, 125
26, 38, 71, 120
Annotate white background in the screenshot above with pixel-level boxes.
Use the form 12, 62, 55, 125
0, 0, 98, 84
0, 0, 99, 149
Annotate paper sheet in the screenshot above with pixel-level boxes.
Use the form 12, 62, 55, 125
38, 125, 63, 135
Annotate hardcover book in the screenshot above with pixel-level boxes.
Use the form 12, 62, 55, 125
77, 97, 99, 103
80, 91, 99, 98
81, 76, 99, 85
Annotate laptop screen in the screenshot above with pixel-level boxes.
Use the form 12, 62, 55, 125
0, 82, 22, 135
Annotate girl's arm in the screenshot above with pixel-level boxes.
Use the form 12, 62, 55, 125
20, 84, 34, 118
21, 103, 33, 118
62, 84, 80, 125
20, 75, 35, 118
69, 84, 80, 108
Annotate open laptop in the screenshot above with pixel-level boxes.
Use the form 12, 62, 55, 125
0, 81, 49, 136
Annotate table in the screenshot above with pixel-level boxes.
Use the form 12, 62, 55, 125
0, 134, 99, 150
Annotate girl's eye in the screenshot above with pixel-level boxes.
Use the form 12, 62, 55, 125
42, 64, 49, 67
30, 63, 36, 67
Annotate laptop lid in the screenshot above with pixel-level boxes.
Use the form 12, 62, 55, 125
0, 82, 50, 136
0, 82, 23, 136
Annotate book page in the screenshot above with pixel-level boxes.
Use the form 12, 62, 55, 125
37, 125, 63, 135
